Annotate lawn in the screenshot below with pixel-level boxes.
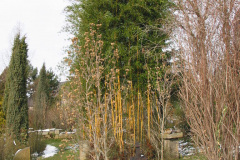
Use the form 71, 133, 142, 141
37, 139, 206, 160
37, 139, 79, 160
179, 154, 207, 160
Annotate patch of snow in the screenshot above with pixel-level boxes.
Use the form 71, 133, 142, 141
179, 140, 196, 156
66, 143, 79, 152
60, 131, 75, 135
42, 145, 58, 158
32, 152, 38, 157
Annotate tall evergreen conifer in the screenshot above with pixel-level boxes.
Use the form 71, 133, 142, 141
0, 68, 8, 130
2, 34, 28, 142
34, 63, 49, 129
46, 69, 59, 105
64, 0, 172, 93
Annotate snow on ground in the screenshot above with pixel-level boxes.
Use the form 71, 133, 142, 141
41, 145, 58, 158
179, 140, 196, 156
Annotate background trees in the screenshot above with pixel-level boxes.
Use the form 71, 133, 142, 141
46, 68, 59, 105
27, 63, 38, 99
34, 63, 48, 129
34, 63, 59, 129
2, 33, 29, 142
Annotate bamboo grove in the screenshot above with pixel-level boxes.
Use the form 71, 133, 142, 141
62, 23, 177, 159
62, 0, 176, 159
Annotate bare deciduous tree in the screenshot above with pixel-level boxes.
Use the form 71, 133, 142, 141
174, 0, 240, 159
150, 68, 177, 160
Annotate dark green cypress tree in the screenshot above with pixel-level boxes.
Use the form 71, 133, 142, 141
34, 63, 49, 129
2, 33, 28, 142
64, 0, 173, 94
46, 69, 59, 105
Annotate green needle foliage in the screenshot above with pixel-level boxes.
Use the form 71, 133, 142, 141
34, 63, 49, 129
46, 69, 59, 105
0, 68, 8, 131
2, 33, 29, 142
64, 0, 173, 94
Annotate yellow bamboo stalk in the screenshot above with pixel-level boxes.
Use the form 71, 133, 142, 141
83, 124, 85, 139
137, 32, 140, 142
128, 102, 131, 130
120, 90, 123, 149
155, 92, 160, 124
118, 90, 120, 141
105, 82, 107, 134
151, 98, 152, 127
118, 73, 123, 151
137, 89, 140, 142
131, 82, 135, 145
140, 94, 143, 143
98, 99, 101, 138
114, 83, 118, 139
89, 108, 92, 142
119, 92, 123, 146
95, 113, 97, 137
111, 85, 115, 139
148, 88, 150, 139
89, 123, 92, 141
128, 40, 131, 133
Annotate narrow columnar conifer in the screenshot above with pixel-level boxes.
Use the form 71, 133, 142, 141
3, 33, 28, 142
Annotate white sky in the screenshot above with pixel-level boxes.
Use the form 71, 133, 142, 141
0, 0, 72, 81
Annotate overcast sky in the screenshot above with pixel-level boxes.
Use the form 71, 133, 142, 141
0, 0, 72, 81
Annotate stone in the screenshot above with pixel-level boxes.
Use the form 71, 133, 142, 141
44, 135, 51, 139
13, 147, 30, 160
49, 128, 55, 134
161, 132, 183, 139
161, 130, 183, 159
164, 140, 179, 159
42, 129, 50, 135
55, 129, 62, 135
164, 128, 173, 134
59, 132, 67, 139
37, 130, 42, 135
67, 132, 75, 138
